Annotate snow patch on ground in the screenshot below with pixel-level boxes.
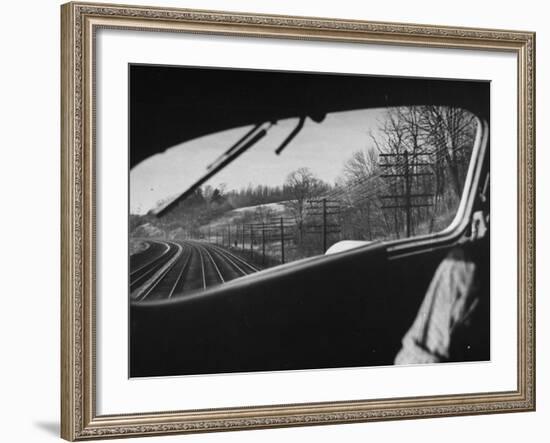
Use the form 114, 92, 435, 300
132, 222, 165, 238
231, 202, 287, 214
207, 202, 289, 228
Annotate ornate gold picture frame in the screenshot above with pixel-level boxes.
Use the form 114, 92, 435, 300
61, 1, 535, 440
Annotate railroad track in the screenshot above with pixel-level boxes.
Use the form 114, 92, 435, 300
129, 239, 262, 301
129, 241, 178, 293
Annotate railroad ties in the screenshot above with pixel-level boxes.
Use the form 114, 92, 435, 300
129, 239, 261, 302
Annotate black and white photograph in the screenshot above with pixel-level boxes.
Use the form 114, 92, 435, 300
128, 65, 490, 377
2, 0, 544, 440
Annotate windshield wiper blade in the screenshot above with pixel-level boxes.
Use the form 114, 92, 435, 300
206, 123, 262, 170
155, 126, 268, 217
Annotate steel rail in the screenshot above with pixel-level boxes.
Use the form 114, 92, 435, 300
208, 247, 248, 276
167, 245, 194, 299
194, 244, 208, 290
130, 242, 178, 291
129, 241, 170, 277
197, 243, 225, 285
133, 242, 184, 301
208, 243, 260, 273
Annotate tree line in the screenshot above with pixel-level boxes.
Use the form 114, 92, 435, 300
333, 105, 477, 241
131, 105, 477, 263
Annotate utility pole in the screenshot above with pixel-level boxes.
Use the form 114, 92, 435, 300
241, 224, 245, 250
280, 217, 285, 264
404, 151, 411, 237
227, 224, 231, 248
322, 198, 327, 253
249, 224, 253, 258
305, 198, 341, 252
262, 222, 265, 265
379, 150, 434, 238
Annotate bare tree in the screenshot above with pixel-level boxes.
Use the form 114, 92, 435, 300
336, 106, 477, 241
373, 106, 477, 236
254, 204, 275, 224
419, 106, 477, 199
283, 168, 327, 242
342, 149, 378, 183
338, 148, 383, 240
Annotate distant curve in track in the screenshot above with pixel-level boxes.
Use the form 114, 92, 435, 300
129, 241, 180, 296
131, 240, 262, 301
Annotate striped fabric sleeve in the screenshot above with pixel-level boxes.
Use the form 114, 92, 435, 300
394, 247, 479, 365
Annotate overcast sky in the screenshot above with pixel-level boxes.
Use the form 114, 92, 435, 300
130, 108, 385, 214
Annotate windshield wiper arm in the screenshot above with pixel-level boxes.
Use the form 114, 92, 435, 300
155, 125, 268, 217
275, 115, 305, 155
206, 123, 262, 170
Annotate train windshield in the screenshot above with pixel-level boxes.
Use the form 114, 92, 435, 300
129, 105, 478, 301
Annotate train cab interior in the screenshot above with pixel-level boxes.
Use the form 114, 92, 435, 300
129, 65, 490, 377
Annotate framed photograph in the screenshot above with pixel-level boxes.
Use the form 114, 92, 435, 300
61, 1, 536, 440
